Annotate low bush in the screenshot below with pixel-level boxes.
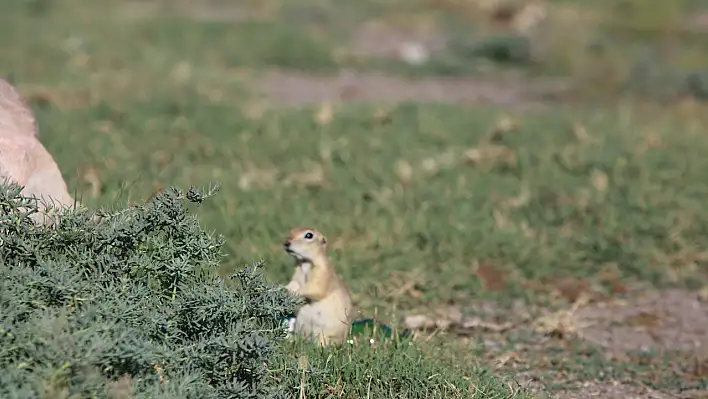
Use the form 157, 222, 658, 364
0, 182, 299, 398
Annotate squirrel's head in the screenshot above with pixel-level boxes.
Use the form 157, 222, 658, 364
283, 227, 327, 262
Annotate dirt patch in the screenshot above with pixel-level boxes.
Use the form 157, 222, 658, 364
685, 12, 708, 33
448, 288, 708, 398
348, 20, 448, 61
542, 380, 677, 399
256, 69, 563, 109
516, 365, 681, 398
575, 289, 708, 354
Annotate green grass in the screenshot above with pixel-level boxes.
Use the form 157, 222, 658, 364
274, 338, 525, 398
38, 100, 708, 307
4, 0, 708, 396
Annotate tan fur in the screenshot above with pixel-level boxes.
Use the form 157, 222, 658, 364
283, 227, 353, 346
0, 78, 38, 138
0, 78, 77, 225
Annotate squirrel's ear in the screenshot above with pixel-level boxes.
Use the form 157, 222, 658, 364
321, 236, 327, 248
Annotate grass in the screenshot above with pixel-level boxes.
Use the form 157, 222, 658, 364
4, 0, 708, 396
273, 339, 520, 398
38, 100, 708, 306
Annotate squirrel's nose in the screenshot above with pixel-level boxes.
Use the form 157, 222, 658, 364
283, 241, 291, 249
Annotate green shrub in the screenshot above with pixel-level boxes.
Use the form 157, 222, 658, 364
0, 182, 299, 398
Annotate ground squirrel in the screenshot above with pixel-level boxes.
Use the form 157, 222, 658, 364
283, 227, 353, 346
0, 78, 78, 226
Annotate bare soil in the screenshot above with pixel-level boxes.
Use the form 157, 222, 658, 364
531, 288, 708, 398
543, 381, 678, 399
349, 20, 448, 59
576, 289, 708, 354
256, 69, 563, 110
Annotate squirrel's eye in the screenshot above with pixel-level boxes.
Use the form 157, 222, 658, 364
304, 232, 314, 240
